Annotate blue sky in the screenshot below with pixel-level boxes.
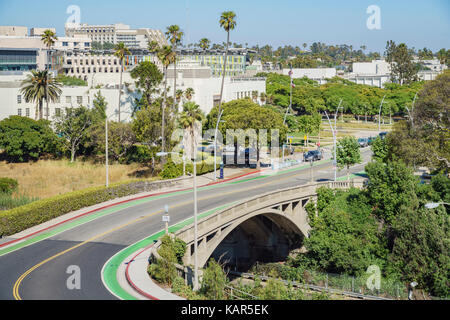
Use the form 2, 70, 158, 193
0, 0, 449, 53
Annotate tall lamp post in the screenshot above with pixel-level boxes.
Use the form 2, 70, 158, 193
156, 149, 197, 290
378, 95, 386, 131
324, 99, 342, 182
214, 110, 224, 181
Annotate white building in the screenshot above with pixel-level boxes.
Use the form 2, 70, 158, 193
345, 60, 391, 88
282, 68, 337, 84
65, 23, 166, 49
0, 73, 137, 122
0, 60, 266, 121
167, 60, 266, 114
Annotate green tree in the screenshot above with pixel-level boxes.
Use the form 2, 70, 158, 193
336, 136, 362, 180
218, 11, 237, 115
0, 116, 60, 162
387, 205, 449, 297
184, 87, 194, 101
20, 70, 61, 120
114, 42, 131, 122
297, 188, 387, 275
371, 136, 389, 163
91, 121, 137, 163
207, 99, 287, 168
385, 41, 418, 85
200, 259, 227, 300
130, 61, 163, 107
199, 38, 210, 51
54, 106, 95, 162
148, 234, 178, 286
365, 161, 418, 224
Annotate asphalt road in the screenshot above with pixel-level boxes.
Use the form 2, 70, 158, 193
0, 149, 372, 300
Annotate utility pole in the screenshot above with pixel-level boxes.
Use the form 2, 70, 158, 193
214, 110, 224, 181
378, 95, 386, 131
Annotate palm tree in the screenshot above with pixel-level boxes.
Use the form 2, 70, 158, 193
252, 91, 258, 103
41, 29, 58, 120
20, 70, 62, 120
185, 87, 195, 101
302, 43, 307, 51
166, 25, 184, 114
176, 89, 184, 104
260, 92, 266, 105
218, 11, 237, 116
114, 42, 131, 122
178, 102, 204, 161
157, 45, 176, 154
199, 38, 210, 52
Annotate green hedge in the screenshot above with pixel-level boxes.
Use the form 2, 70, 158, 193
0, 177, 173, 237
160, 158, 220, 180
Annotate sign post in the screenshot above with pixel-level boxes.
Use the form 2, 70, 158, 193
162, 205, 170, 234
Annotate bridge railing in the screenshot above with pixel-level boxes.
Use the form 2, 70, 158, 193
174, 179, 366, 244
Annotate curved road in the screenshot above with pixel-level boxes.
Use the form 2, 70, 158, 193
0, 149, 371, 300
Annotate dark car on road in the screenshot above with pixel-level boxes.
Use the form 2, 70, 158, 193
358, 138, 369, 147
303, 150, 323, 162
379, 132, 388, 140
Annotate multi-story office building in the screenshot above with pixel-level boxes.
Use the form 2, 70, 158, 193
179, 48, 248, 77
65, 23, 166, 49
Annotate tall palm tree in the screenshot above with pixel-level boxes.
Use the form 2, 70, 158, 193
41, 29, 58, 120
157, 45, 176, 154
166, 25, 184, 114
185, 87, 194, 101
176, 89, 184, 104
218, 11, 237, 116
259, 92, 266, 105
199, 38, 210, 51
114, 42, 131, 122
20, 70, 62, 120
178, 102, 204, 160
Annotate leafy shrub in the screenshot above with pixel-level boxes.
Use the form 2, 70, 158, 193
200, 259, 227, 300
0, 178, 18, 194
159, 159, 220, 180
148, 235, 178, 286
0, 116, 61, 162
126, 145, 152, 164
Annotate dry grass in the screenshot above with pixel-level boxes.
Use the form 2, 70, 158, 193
0, 160, 153, 199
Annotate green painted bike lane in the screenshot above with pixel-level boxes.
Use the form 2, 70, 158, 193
101, 203, 235, 300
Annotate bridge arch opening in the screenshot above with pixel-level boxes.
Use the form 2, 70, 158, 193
208, 213, 305, 272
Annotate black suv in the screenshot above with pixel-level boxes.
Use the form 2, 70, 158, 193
303, 150, 323, 162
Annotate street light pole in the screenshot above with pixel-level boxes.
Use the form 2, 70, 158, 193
193, 154, 199, 291
378, 95, 386, 131
105, 117, 109, 187
214, 110, 224, 181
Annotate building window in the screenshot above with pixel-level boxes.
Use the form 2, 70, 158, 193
66, 96, 71, 103
77, 96, 83, 104
25, 108, 30, 117
17, 108, 22, 116
17, 95, 22, 104
55, 108, 61, 117
62, 42, 68, 47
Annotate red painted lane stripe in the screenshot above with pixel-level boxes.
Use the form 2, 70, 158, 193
0, 170, 261, 249
125, 244, 159, 300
